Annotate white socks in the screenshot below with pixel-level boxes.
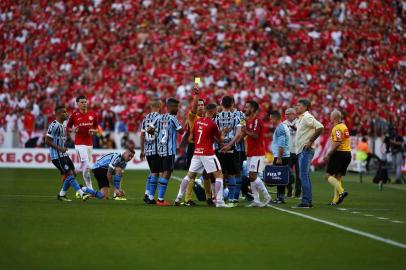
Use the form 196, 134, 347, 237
250, 178, 270, 203
176, 175, 191, 202
83, 168, 93, 189
59, 190, 66, 196
215, 178, 224, 202
255, 178, 270, 199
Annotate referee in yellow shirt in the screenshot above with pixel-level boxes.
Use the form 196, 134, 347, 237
325, 109, 351, 206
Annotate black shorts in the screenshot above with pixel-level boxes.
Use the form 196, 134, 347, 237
160, 155, 175, 172
186, 143, 195, 169
237, 151, 247, 171
93, 167, 109, 189
52, 156, 75, 175
215, 151, 239, 175
147, 154, 161, 174
326, 151, 352, 176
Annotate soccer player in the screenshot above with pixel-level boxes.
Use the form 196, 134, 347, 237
147, 98, 183, 206
67, 95, 98, 195
270, 111, 291, 204
84, 149, 135, 200
46, 105, 92, 202
239, 100, 271, 207
214, 96, 242, 207
140, 99, 162, 204
325, 109, 350, 205
183, 86, 213, 206
174, 104, 228, 208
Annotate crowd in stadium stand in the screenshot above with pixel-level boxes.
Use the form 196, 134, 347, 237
1, 0, 405, 149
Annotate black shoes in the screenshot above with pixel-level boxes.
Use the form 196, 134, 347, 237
336, 191, 349, 205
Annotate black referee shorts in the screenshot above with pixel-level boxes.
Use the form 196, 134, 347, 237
326, 151, 352, 176
93, 167, 109, 189
215, 150, 239, 175
52, 156, 75, 175
159, 155, 175, 172
237, 151, 247, 171
146, 154, 161, 174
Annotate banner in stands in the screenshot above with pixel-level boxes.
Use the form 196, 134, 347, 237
0, 148, 149, 170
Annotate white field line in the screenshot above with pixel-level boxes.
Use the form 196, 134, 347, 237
268, 205, 406, 249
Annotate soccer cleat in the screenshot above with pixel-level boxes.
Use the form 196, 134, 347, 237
246, 201, 263, 208
82, 194, 91, 202
336, 191, 349, 205
227, 202, 237, 208
183, 200, 197, 207
206, 198, 215, 207
157, 200, 170, 206
113, 195, 127, 201
146, 198, 157, 205
143, 194, 149, 203
328, 202, 337, 206
173, 201, 181, 206
291, 203, 312, 209
75, 191, 81, 199
215, 201, 231, 208
57, 195, 72, 202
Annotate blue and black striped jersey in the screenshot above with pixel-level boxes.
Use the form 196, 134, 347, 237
47, 120, 68, 160
151, 113, 182, 157
141, 112, 160, 156
214, 111, 241, 150
234, 110, 246, 152
93, 153, 128, 171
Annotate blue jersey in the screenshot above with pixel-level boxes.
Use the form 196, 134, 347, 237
214, 111, 241, 150
141, 112, 160, 156
234, 110, 246, 152
152, 113, 182, 157
93, 153, 128, 171
271, 123, 290, 158
47, 120, 68, 160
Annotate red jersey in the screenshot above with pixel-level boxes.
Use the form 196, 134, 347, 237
246, 116, 265, 157
67, 111, 98, 146
193, 117, 221, 156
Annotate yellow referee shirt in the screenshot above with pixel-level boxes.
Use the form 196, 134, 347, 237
331, 123, 351, 152
187, 111, 200, 143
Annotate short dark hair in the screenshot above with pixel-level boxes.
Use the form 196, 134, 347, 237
167, 98, 179, 106
55, 105, 66, 113
270, 110, 281, 119
298, 99, 311, 110
198, 98, 205, 103
221, 96, 234, 109
76, 95, 86, 103
205, 103, 217, 110
247, 100, 259, 112
127, 148, 135, 154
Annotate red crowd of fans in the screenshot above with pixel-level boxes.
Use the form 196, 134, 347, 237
1, 0, 405, 141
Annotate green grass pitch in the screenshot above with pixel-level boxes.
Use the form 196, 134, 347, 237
0, 168, 405, 270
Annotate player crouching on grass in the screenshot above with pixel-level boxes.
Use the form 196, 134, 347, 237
46, 105, 94, 202
174, 104, 229, 208
80, 149, 135, 200
324, 109, 350, 206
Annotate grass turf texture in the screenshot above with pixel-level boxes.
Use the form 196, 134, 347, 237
0, 168, 405, 270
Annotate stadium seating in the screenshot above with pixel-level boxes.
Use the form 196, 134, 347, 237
1, 0, 405, 139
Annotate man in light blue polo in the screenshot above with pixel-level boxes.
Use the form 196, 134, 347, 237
270, 111, 291, 204
293, 99, 324, 208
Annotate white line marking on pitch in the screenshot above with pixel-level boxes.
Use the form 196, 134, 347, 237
364, 214, 374, 217
392, 221, 404, 224
350, 211, 361, 214
269, 205, 406, 249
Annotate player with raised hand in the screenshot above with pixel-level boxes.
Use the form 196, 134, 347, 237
140, 99, 162, 204
239, 100, 271, 207
82, 149, 135, 200
46, 105, 93, 202
174, 104, 229, 208
66, 95, 98, 197
147, 98, 183, 206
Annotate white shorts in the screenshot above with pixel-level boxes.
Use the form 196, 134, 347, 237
189, 155, 222, 174
247, 156, 265, 173
75, 145, 93, 164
